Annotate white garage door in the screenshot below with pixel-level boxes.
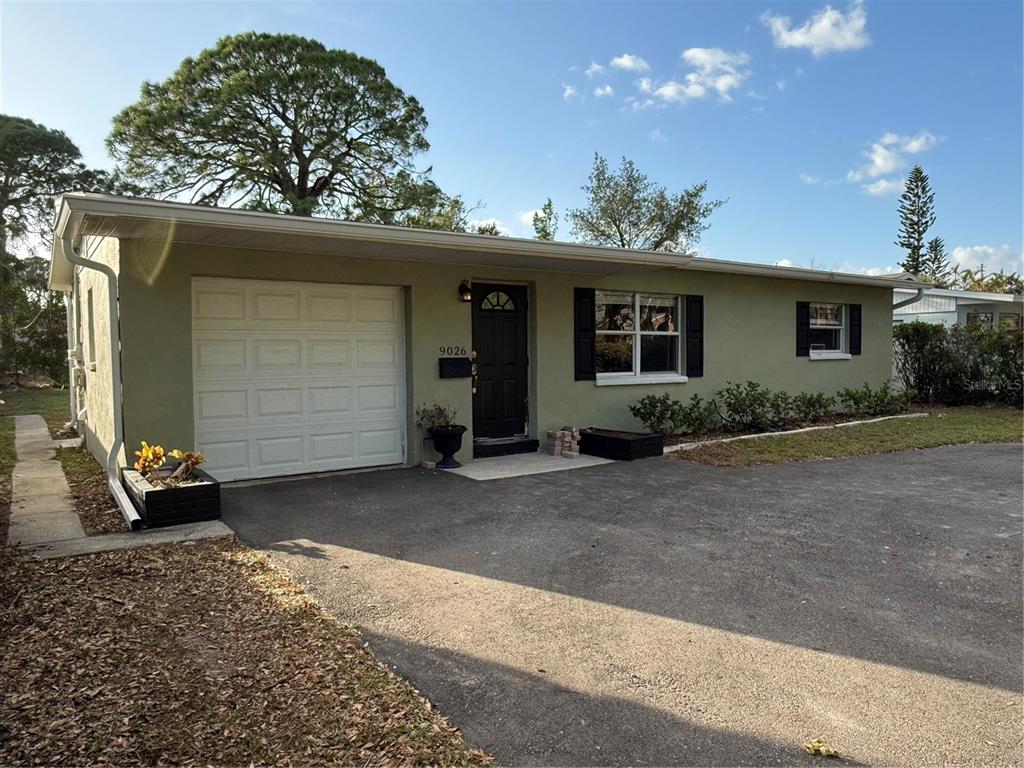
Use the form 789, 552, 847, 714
191, 278, 406, 481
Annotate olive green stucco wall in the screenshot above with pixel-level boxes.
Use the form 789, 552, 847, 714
115, 239, 893, 467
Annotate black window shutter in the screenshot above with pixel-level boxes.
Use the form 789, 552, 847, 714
574, 287, 596, 380
684, 295, 704, 377
849, 303, 862, 355
796, 301, 810, 357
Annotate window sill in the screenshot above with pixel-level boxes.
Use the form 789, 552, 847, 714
595, 374, 689, 386
809, 351, 852, 361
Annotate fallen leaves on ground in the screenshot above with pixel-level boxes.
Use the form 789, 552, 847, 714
804, 737, 840, 757
0, 539, 491, 766
56, 447, 127, 535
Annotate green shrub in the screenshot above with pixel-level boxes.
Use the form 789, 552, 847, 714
894, 321, 1022, 407
717, 381, 777, 431
768, 391, 794, 424
791, 391, 836, 422
677, 394, 721, 434
629, 393, 683, 435
837, 381, 914, 417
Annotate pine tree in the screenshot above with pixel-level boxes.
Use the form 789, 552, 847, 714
532, 198, 559, 241
921, 236, 951, 287
895, 164, 936, 275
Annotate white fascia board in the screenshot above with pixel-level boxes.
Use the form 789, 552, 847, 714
49, 192, 932, 290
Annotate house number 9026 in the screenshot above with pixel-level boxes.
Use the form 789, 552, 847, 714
439, 345, 468, 356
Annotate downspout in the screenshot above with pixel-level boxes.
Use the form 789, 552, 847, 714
59, 236, 142, 531
893, 287, 926, 309
63, 292, 77, 430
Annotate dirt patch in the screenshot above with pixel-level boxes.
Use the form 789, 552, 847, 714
56, 447, 126, 536
0, 539, 491, 766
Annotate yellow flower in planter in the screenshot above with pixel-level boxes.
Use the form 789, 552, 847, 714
167, 449, 206, 483
134, 441, 165, 476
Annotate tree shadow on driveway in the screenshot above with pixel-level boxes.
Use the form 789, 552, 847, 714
224, 443, 1023, 696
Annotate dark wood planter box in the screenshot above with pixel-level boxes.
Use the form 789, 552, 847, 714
121, 466, 221, 528
580, 429, 664, 461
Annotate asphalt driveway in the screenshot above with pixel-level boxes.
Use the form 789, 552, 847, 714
224, 443, 1023, 766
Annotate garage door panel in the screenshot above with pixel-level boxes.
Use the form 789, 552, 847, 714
192, 278, 405, 481
196, 389, 249, 421
308, 340, 351, 368
254, 388, 303, 418
252, 289, 301, 321
195, 339, 247, 372
194, 288, 246, 320
308, 385, 353, 417
309, 432, 356, 463
195, 438, 250, 475
253, 339, 303, 369
308, 293, 352, 322
355, 294, 400, 323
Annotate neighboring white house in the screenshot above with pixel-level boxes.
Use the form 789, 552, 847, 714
893, 286, 1023, 328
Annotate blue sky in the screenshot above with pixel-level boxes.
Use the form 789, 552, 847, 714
2, 0, 1021, 274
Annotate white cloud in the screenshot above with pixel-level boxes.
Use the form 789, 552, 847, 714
585, 60, 605, 78
776, 79, 787, 91
642, 48, 750, 105
799, 173, 821, 185
862, 178, 903, 196
517, 209, 542, 227
610, 53, 650, 72
762, 1, 870, 57
561, 83, 576, 100
846, 130, 940, 194
593, 84, 614, 97
649, 128, 668, 142
951, 244, 1024, 274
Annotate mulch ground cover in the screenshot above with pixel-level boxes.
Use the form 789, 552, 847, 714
0, 539, 491, 766
56, 447, 127, 536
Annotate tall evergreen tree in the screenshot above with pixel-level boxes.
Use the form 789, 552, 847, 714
532, 198, 558, 241
895, 164, 936, 274
921, 236, 951, 287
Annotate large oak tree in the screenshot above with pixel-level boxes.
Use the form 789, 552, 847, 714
108, 32, 434, 219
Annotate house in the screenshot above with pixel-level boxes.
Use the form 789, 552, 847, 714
893, 286, 1023, 328
48, 192, 925, 485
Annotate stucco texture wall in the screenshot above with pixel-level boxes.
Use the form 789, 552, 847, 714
74, 236, 120, 462
114, 239, 893, 468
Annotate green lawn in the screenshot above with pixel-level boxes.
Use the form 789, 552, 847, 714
0, 388, 70, 438
678, 407, 1023, 467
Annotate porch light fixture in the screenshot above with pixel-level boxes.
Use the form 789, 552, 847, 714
458, 280, 472, 302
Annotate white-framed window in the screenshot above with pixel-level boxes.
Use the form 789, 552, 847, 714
967, 312, 994, 327
809, 302, 845, 354
595, 291, 682, 380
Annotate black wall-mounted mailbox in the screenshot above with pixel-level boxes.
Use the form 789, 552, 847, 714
439, 357, 473, 379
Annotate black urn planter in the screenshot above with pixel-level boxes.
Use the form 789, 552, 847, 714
428, 425, 467, 469
121, 465, 221, 528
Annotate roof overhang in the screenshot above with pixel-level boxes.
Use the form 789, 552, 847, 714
48, 192, 931, 292
894, 287, 1024, 305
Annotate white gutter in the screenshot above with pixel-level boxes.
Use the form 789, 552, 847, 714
893, 287, 926, 309
59, 235, 142, 531
49, 192, 933, 291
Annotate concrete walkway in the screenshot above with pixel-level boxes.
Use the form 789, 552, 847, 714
7, 415, 84, 545
6, 414, 233, 559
